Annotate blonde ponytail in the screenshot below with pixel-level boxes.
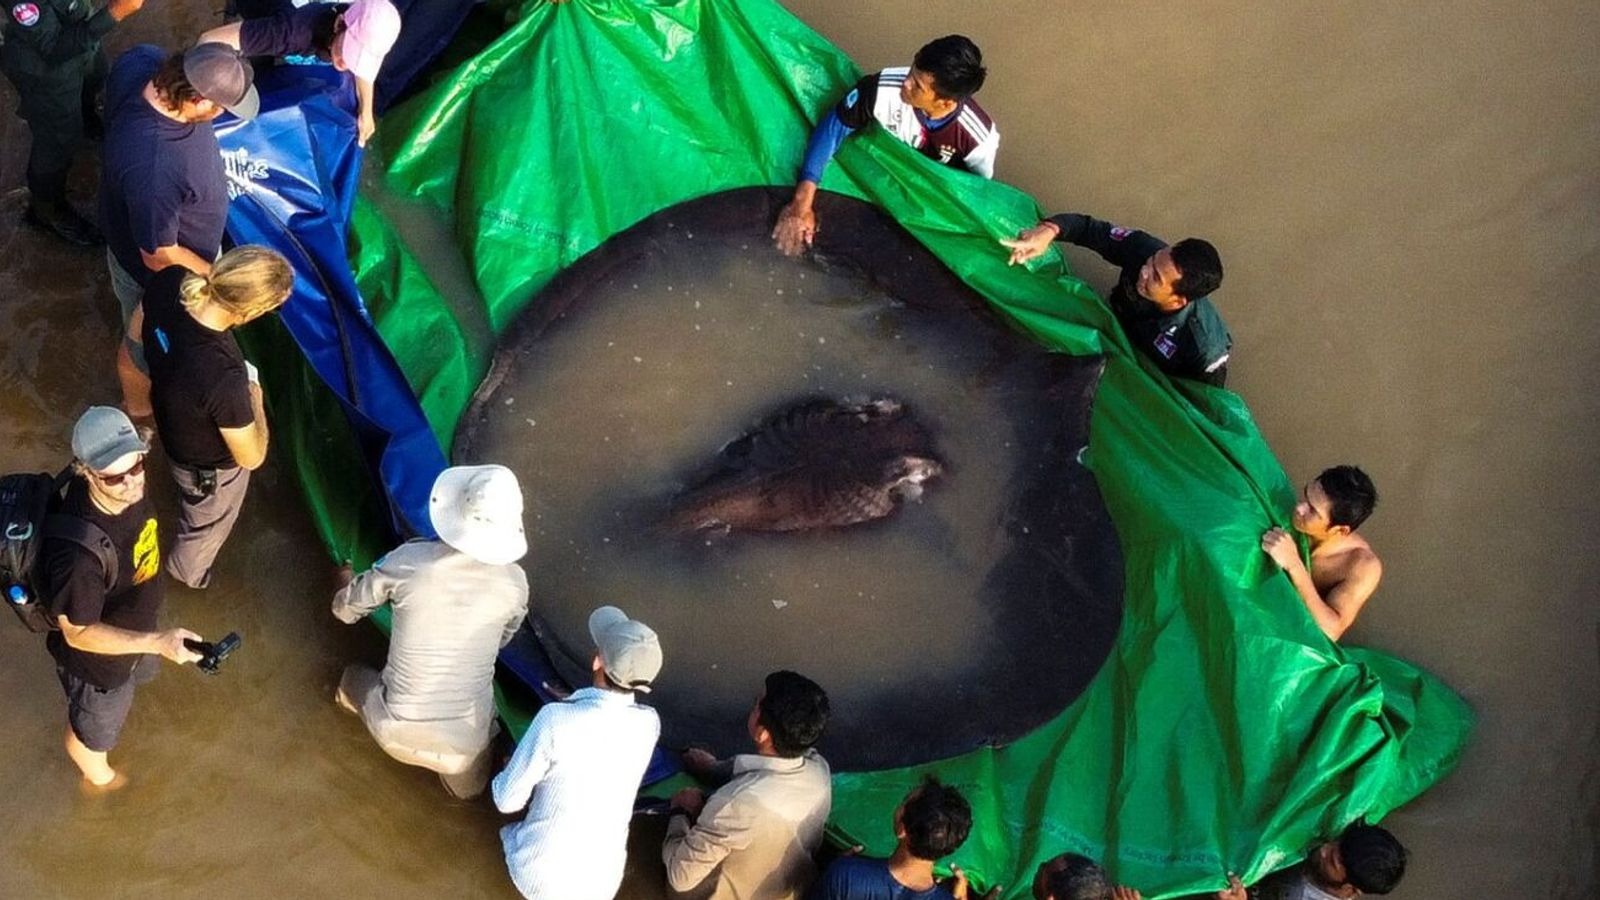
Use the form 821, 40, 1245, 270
178, 269, 215, 311
180, 246, 294, 322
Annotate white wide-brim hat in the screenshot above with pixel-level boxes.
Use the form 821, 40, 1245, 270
429, 464, 527, 566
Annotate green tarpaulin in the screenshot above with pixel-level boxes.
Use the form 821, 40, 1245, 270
265, 0, 1472, 894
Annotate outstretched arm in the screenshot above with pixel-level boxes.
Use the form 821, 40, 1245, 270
775, 76, 877, 257
58, 617, 204, 665
492, 711, 556, 813
331, 546, 417, 624
1005, 213, 1165, 268
663, 789, 754, 891
197, 21, 244, 50
773, 111, 857, 256
355, 77, 379, 147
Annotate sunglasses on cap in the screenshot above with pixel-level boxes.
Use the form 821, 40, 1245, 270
95, 457, 146, 486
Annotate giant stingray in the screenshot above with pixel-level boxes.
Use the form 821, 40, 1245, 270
663, 396, 944, 535
455, 188, 1122, 771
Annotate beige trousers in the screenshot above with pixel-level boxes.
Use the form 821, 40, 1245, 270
337, 664, 495, 798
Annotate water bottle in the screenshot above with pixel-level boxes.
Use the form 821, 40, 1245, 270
6, 584, 28, 605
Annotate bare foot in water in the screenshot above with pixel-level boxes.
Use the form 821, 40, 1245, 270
333, 682, 359, 715
81, 770, 129, 794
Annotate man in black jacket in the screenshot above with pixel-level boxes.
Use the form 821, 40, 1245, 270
1003, 213, 1231, 386
1, 0, 144, 244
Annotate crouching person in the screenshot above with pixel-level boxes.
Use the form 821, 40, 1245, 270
331, 464, 530, 798
492, 605, 664, 900
47, 406, 205, 788
667, 670, 834, 899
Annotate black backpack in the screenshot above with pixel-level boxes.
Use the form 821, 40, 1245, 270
0, 468, 118, 633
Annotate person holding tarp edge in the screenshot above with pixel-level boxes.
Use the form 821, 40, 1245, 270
666, 670, 834, 899
332, 464, 531, 799
809, 777, 990, 900
774, 35, 999, 257
1003, 213, 1231, 386
492, 603, 662, 899
1261, 466, 1383, 641
199, 0, 402, 147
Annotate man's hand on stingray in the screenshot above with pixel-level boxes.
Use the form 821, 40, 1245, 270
773, 201, 818, 257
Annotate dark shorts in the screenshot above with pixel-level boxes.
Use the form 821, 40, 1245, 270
54, 657, 148, 753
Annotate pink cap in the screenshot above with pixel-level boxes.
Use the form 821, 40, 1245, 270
340, 0, 402, 82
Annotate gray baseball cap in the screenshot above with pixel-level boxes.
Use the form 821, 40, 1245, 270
184, 43, 260, 120
588, 606, 663, 693
71, 406, 149, 472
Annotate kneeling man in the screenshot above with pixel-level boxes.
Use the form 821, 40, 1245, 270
332, 464, 530, 797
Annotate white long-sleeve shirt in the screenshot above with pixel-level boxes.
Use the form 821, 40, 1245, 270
492, 686, 661, 900
332, 538, 528, 731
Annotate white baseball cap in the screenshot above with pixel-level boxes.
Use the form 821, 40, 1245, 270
589, 606, 663, 693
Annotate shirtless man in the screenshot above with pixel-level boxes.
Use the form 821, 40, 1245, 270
1261, 465, 1381, 641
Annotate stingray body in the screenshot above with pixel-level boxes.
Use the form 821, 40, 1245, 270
666, 397, 943, 534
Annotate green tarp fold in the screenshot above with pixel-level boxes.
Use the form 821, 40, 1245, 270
262, 0, 1476, 894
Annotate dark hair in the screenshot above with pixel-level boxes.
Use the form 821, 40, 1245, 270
758, 670, 830, 757
1039, 854, 1112, 900
900, 777, 972, 860
1318, 465, 1378, 530
912, 35, 987, 100
151, 53, 204, 110
1169, 238, 1223, 300
1338, 823, 1407, 894
311, 5, 345, 55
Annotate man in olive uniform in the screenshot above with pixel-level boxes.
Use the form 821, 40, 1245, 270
1002, 212, 1231, 386
1, 0, 143, 245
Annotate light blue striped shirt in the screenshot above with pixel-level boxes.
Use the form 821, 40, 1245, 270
491, 686, 660, 900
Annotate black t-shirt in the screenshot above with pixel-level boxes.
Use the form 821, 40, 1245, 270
141, 266, 255, 469
99, 45, 229, 288
238, 4, 342, 60
45, 481, 164, 688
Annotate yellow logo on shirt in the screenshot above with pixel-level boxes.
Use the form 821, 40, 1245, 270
132, 517, 160, 584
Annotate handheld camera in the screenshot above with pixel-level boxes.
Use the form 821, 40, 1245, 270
184, 632, 242, 675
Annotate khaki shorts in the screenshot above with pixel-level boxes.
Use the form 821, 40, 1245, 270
106, 248, 147, 372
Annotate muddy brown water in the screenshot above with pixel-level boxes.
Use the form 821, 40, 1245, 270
1, 2, 1595, 898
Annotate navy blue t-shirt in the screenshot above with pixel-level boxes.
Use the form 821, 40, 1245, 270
238, 4, 342, 60
808, 858, 957, 900
99, 45, 229, 286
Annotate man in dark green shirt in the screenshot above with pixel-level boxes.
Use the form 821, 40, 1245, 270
1003, 213, 1231, 386
1, 0, 143, 244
